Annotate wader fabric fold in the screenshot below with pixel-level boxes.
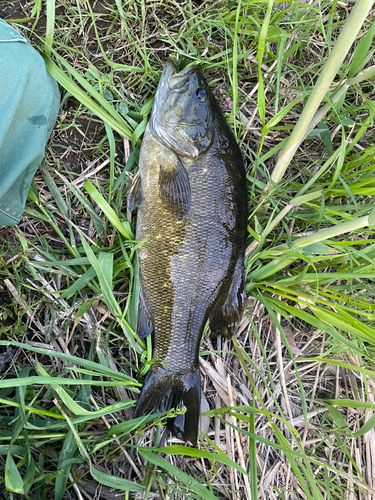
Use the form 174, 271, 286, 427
0, 19, 60, 225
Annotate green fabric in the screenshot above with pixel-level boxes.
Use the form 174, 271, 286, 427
0, 19, 60, 225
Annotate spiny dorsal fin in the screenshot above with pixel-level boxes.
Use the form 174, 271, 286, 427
159, 158, 190, 216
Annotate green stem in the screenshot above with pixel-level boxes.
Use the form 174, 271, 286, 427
44, 0, 55, 57
299, 64, 375, 146
277, 214, 371, 250
249, 213, 371, 281
270, 0, 374, 186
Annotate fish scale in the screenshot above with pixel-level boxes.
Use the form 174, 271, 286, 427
128, 61, 247, 444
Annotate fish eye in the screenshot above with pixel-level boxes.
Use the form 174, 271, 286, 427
196, 88, 207, 102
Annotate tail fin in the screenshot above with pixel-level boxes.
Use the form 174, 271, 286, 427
134, 366, 200, 445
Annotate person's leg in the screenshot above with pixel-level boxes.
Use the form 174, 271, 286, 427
0, 19, 60, 225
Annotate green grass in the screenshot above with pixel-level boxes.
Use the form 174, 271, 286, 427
1, 0, 375, 498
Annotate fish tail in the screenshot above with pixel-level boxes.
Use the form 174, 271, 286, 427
134, 365, 200, 445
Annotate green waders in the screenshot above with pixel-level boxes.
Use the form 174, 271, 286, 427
0, 19, 60, 225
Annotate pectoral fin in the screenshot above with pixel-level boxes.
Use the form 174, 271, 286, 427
159, 158, 191, 216
127, 171, 143, 218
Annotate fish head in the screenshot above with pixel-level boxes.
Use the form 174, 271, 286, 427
150, 61, 217, 158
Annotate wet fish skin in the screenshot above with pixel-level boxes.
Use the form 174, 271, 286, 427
128, 61, 247, 445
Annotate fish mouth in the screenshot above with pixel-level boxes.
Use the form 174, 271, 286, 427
168, 65, 197, 93
153, 61, 200, 128
160, 60, 197, 94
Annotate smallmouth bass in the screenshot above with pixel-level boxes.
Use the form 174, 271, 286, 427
128, 61, 247, 445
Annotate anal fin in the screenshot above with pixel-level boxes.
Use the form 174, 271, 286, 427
137, 287, 153, 340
